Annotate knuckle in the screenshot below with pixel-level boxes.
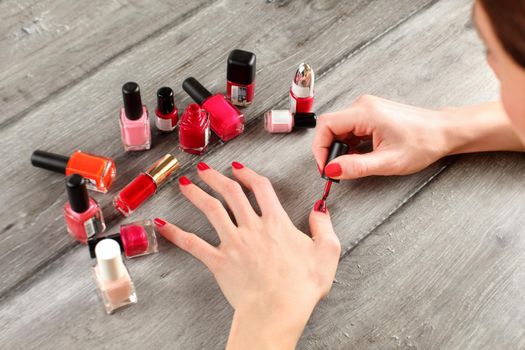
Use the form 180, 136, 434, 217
182, 233, 197, 251
317, 114, 329, 126
224, 181, 243, 196
324, 237, 342, 255
354, 95, 377, 111
253, 176, 272, 190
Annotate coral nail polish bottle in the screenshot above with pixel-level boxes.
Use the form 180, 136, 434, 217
179, 103, 210, 155
119, 82, 151, 151
226, 49, 256, 107
93, 239, 137, 314
290, 63, 315, 114
88, 219, 159, 259
183, 77, 244, 142
155, 87, 178, 132
63, 174, 105, 244
31, 149, 116, 193
113, 154, 180, 216
264, 110, 317, 133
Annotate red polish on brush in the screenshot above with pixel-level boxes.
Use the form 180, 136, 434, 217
318, 141, 349, 208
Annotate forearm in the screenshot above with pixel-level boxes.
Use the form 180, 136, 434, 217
441, 101, 525, 155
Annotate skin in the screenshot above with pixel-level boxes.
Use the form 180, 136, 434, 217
155, 2, 525, 349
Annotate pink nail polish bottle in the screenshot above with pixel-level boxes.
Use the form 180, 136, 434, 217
93, 239, 137, 314
264, 110, 317, 133
119, 82, 151, 151
63, 174, 105, 244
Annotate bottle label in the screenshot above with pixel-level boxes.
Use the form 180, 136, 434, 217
156, 117, 175, 132
231, 85, 247, 104
84, 213, 103, 239
271, 111, 292, 125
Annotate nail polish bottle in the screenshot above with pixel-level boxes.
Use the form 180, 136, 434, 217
179, 103, 210, 155
226, 49, 256, 107
31, 149, 116, 193
183, 77, 244, 142
63, 174, 105, 244
155, 87, 178, 132
264, 110, 317, 133
88, 219, 159, 259
119, 82, 151, 151
113, 154, 180, 216
93, 239, 137, 314
290, 63, 315, 114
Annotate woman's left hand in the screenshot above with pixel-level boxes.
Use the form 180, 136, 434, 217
154, 161, 340, 350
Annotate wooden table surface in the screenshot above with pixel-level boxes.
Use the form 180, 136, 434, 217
2, 0, 525, 348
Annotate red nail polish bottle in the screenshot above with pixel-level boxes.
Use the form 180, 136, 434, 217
179, 103, 210, 155
264, 110, 317, 133
226, 49, 256, 107
63, 174, 105, 244
88, 219, 159, 259
290, 63, 315, 114
183, 77, 244, 142
155, 87, 178, 132
31, 149, 116, 193
113, 154, 180, 216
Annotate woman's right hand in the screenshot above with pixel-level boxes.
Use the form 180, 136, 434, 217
312, 95, 449, 180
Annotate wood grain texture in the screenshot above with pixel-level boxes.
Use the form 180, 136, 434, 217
1, 0, 512, 348
0, 0, 214, 127
0, 0, 440, 296
301, 153, 525, 350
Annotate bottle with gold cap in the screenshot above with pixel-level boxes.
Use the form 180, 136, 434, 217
113, 154, 180, 216
93, 238, 137, 314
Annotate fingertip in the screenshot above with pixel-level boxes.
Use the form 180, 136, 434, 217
179, 176, 192, 186
232, 161, 244, 170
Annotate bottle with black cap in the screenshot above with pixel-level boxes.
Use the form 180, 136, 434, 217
264, 110, 317, 133
63, 174, 105, 244
226, 49, 256, 106
183, 77, 244, 142
155, 86, 178, 132
31, 149, 116, 193
119, 82, 151, 151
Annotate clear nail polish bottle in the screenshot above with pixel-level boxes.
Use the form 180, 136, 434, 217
63, 174, 105, 244
119, 82, 151, 151
93, 239, 137, 314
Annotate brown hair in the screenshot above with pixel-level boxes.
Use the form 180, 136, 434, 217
479, 0, 525, 68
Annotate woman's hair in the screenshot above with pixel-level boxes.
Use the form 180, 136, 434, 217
479, 0, 525, 68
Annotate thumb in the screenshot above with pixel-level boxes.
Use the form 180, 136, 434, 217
323, 151, 394, 180
309, 203, 340, 254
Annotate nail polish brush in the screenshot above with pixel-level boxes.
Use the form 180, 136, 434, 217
319, 141, 349, 206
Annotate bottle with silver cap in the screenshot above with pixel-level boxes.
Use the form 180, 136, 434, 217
92, 238, 137, 314
289, 63, 315, 114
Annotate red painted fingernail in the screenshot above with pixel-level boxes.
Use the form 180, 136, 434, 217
324, 163, 342, 177
154, 218, 167, 227
179, 176, 192, 186
314, 200, 327, 213
197, 162, 210, 171
232, 161, 244, 169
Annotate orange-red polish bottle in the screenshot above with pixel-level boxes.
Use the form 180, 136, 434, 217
31, 149, 116, 193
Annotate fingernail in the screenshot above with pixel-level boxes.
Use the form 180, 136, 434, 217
324, 163, 342, 177
179, 176, 192, 186
154, 218, 167, 227
232, 161, 244, 170
197, 162, 210, 171
314, 200, 327, 213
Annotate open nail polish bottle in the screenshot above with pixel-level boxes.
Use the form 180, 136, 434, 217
179, 103, 210, 155
113, 154, 180, 216
183, 77, 244, 142
63, 174, 105, 243
88, 219, 159, 259
31, 149, 116, 193
290, 63, 315, 114
226, 49, 256, 107
264, 110, 317, 133
155, 87, 178, 132
119, 82, 151, 151
93, 239, 137, 314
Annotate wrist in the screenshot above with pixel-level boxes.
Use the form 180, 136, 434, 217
227, 296, 315, 350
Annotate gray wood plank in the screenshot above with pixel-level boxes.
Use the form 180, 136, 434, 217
0, 0, 214, 126
0, 0, 506, 348
300, 153, 525, 350
0, 0, 438, 296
